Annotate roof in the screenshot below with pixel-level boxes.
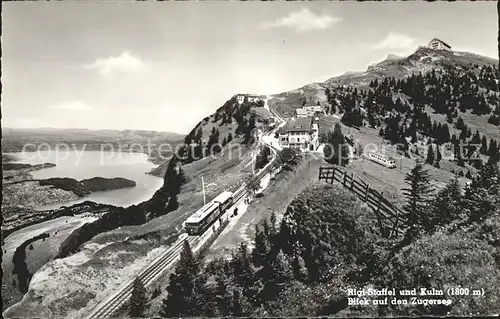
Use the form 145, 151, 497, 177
367, 152, 395, 162
212, 191, 233, 204
295, 109, 308, 115
185, 201, 219, 224
278, 117, 313, 133
429, 38, 451, 49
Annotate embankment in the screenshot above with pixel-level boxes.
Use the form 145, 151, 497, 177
55, 204, 146, 259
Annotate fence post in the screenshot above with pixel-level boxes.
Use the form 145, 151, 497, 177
350, 173, 354, 190
364, 184, 370, 202
342, 171, 347, 187
318, 167, 322, 181
375, 198, 386, 238
390, 209, 400, 239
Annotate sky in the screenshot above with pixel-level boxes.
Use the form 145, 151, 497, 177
3, 2, 498, 134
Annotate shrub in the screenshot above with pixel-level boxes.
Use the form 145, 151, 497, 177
279, 183, 383, 283
383, 231, 500, 316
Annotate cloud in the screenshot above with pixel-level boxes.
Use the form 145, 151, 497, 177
50, 101, 93, 110
372, 32, 417, 50
83, 52, 145, 75
264, 8, 340, 33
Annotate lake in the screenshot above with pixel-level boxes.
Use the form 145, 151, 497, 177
6, 150, 164, 210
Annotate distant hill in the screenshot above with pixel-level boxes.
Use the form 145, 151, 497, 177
272, 46, 498, 112
1, 128, 185, 164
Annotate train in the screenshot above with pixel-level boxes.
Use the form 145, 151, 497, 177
365, 152, 397, 168
183, 191, 234, 236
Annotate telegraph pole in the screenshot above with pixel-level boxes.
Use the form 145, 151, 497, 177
252, 155, 255, 175
201, 176, 206, 205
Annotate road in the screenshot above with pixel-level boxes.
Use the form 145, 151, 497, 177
85, 97, 285, 319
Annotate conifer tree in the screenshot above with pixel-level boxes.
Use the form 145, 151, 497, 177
231, 243, 254, 297
260, 250, 293, 301
213, 272, 231, 316
402, 161, 435, 241
269, 211, 277, 236
323, 123, 349, 166
177, 166, 187, 185
429, 174, 462, 227
252, 225, 270, 267
290, 255, 308, 281
129, 277, 147, 318
487, 139, 498, 158
379, 127, 384, 137
461, 161, 500, 222
436, 145, 442, 162
465, 170, 473, 179
480, 136, 488, 154
232, 289, 243, 317
160, 240, 202, 317
426, 144, 435, 164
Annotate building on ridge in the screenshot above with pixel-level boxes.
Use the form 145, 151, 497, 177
427, 38, 452, 51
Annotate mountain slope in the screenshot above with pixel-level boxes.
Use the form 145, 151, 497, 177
272, 46, 498, 113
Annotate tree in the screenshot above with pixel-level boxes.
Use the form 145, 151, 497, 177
207, 127, 221, 155
231, 243, 254, 299
232, 289, 243, 317
487, 139, 498, 158
436, 145, 442, 162
252, 225, 270, 267
465, 170, 473, 179
129, 277, 147, 318
178, 166, 188, 185
279, 184, 380, 283
379, 127, 384, 137
245, 175, 261, 195
260, 250, 294, 301
255, 146, 271, 170
166, 195, 179, 212
195, 127, 203, 143
426, 144, 435, 164
323, 123, 350, 166
429, 174, 462, 227
460, 161, 500, 223
480, 136, 488, 154
160, 240, 203, 317
402, 161, 435, 241
275, 148, 301, 170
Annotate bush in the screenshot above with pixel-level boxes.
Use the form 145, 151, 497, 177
279, 183, 383, 283
383, 231, 500, 316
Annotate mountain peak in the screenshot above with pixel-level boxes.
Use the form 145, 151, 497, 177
385, 53, 403, 61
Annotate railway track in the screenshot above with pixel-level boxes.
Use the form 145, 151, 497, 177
85, 235, 198, 319
85, 102, 284, 319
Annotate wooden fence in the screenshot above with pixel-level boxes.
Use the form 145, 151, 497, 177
318, 166, 407, 240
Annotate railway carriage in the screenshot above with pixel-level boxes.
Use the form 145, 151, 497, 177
184, 191, 233, 235
365, 152, 397, 168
